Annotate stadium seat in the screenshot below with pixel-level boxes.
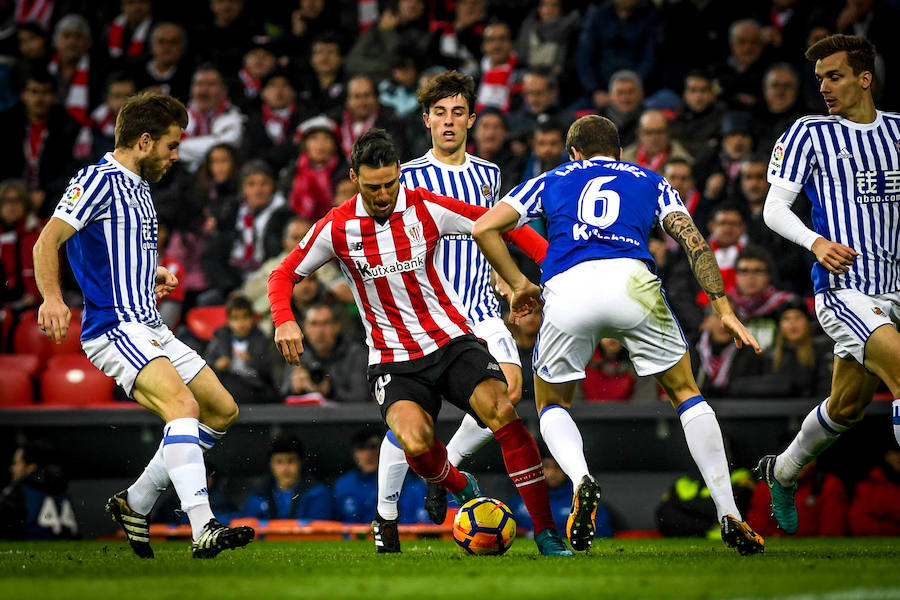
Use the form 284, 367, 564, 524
13, 309, 83, 364
46, 354, 93, 370
0, 367, 34, 406
0, 307, 11, 351
185, 305, 227, 341
40, 362, 115, 406
0, 353, 41, 377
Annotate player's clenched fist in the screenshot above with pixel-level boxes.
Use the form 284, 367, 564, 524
274, 321, 305, 365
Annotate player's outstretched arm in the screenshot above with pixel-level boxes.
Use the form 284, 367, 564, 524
33, 218, 76, 343
473, 204, 541, 322
662, 211, 761, 354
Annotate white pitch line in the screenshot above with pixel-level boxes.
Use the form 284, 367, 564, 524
726, 588, 900, 600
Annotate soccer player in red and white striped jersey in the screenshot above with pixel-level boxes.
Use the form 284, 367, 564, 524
268, 129, 573, 556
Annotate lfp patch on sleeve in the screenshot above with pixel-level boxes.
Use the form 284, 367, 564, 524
60, 183, 85, 210
769, 143, 785, 171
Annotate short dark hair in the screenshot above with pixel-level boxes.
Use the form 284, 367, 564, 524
350, 128, 399, 172
225, 293, 254, 316
534, 119, 565, 138
565, 115, 620, 159
664, 157, 693, 172
805, 34, 876, 76
269, 436, 303, 458
736, 245, 773, 273
21, 67, 56, 93
104, 70, 136, 93
351, 426, 384, 449
416, 70, 476, 115
114, 92, 188, 148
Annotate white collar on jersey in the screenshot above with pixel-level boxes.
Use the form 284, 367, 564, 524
836, 110, 884, 132
425, 149, 471, 172
354, 184, 408, 218
103, 152, 144, 184
587, 154, 617, 162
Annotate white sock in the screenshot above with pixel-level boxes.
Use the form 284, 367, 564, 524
446, 413, 495, 467
162, 418, 215, 540
775, 398, 848, 486
539, 405, 589, 484
678, 397, 740, 521
127, 422, 226, 515
127, 440, 169, 515
376, 432, 408, 521
892, 399, 900, 447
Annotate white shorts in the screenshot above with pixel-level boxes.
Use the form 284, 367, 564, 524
471, 316, 521, 367
815, 288, 900, 364
83, 322, 207, 396
534, 258, 688, 383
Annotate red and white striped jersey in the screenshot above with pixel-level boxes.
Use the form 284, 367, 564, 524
269, 186, 546, 365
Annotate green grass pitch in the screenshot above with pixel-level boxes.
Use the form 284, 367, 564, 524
2, 538, 899, 600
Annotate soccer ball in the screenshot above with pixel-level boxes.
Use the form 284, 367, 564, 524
452, 497, 516, 555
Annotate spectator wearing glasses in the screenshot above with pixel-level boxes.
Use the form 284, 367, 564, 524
731, 246, 797, 354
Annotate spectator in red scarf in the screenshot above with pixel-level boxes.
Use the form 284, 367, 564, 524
227, 36, 278, 112
731, 246, 796, 353
0, 179, 43, 313
105, 0, 154, 61
48, 15, 99, 132
690, 298, 766, 398
747, 458, 848, 537
78, 71, 136, 161
179, 64, 245, 172
696, 204, 747, 308
0, 68, 79, 218
849, 448, 900, 536
622, 110, 692, 175
242, 69, 308, 174
662, 158, 702, 221
287, 115, 347, 222
328, 74, 408, 162
474, 21, 523, 114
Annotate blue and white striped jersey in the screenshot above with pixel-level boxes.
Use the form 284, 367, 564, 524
768, 111, 900, 295
501, 157, 687, 284
54, 153, 163, 341
401, 150, 502, 322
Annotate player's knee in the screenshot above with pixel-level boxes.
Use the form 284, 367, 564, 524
505, 383, 522, 407
219, 399, 239, 429
828, 398, 866, 426
395, 425, 434, 456
170, 390, 200, 419
481, 396, 518, 430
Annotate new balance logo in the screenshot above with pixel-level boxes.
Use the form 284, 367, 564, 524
836, 148, 853, 160
486, 362, 501, 371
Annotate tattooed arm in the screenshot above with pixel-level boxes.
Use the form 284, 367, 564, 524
662, 211, 761, 353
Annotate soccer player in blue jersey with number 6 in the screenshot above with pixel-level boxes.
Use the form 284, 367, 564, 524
473, 114, 766, 555
32, 93, 254, 559
754, 34, 900, 536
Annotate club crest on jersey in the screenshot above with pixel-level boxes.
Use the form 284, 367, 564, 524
60, 183, 84, 210
873, 306, 885, 316
406, 222, 423, 244
482, 184, 491, 199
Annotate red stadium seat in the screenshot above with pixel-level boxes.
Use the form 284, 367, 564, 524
0, 367, 34, 406
46, 354, 94, 369
0, 307, 12, 351
185, 305, 227, 341
40, 362, 115, 406
0, 353, 41, 377
13, 309, 83, 364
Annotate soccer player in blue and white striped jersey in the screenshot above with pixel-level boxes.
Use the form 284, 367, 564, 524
757, 34, 900, 535
373, 71, 526, 548
33, 93, 254, 558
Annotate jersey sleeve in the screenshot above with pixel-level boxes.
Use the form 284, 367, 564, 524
267, 215, 336, 328
767, 119, 817, 193
654, 175, 690, 223
499, 174, 547, 228
424, 191, 548, 264
53, 170, 113, 231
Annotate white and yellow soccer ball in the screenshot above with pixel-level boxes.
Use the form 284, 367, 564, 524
452, 497, 516, 555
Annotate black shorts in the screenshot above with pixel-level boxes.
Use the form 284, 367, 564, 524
367, 335, 508, 426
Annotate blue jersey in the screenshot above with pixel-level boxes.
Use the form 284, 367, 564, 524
401, 151, 502, 322
768, 111, 900, 295
501, 157, 688, 284
53, 153, 163, 341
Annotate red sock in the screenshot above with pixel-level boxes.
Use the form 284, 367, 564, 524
494, 419, 556, 534
405, 440, 468, 494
